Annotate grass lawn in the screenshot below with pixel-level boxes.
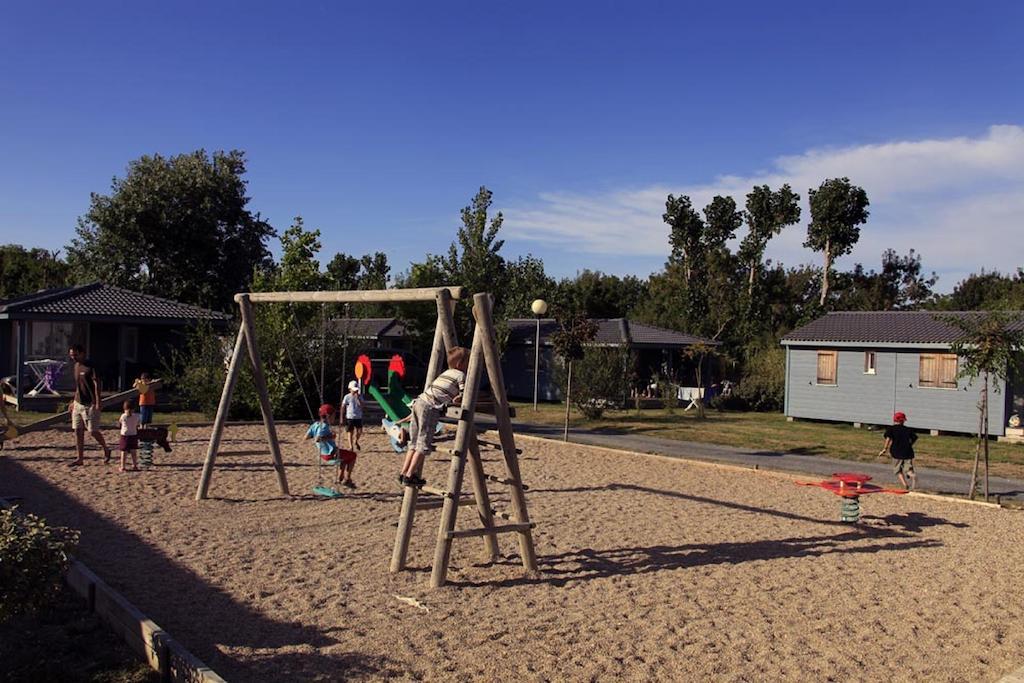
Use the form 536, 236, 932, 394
511, 401, 1024, 481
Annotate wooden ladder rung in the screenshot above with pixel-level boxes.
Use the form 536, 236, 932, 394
416, 497, 477, 510
485, 474, 528, 490
420, 485, 451, 498
446, 522, 535, 540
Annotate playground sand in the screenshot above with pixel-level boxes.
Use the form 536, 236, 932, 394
2, 424, 1023, 682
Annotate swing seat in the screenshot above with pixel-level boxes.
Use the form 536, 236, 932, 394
382, 417, 445, 453
320, 454, 340, 466
312, 485, 344, 498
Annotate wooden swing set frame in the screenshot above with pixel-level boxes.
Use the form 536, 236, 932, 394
194, 286, 537, 587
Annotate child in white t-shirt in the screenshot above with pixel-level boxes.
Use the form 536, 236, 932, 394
118, 401, 141, 472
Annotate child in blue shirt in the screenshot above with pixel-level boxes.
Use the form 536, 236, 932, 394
306, 403, 357, 488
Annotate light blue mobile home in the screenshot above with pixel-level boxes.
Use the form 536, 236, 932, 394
781, 311, 1024, 436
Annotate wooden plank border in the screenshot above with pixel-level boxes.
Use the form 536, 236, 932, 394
0, 497, 226, 682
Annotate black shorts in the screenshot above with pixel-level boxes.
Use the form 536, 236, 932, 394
345, 419, 363, 432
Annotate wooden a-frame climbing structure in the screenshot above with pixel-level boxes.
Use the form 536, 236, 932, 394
194, 286, 537, 588
390, 291, 537, 587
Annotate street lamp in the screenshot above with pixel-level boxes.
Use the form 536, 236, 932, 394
531, 299, 548, 411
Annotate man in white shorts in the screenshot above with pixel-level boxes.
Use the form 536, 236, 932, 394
68, 344, 111, 466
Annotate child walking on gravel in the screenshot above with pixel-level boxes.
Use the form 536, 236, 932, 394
398, 347, 469, 488
880, 411, 918, 490
118, 401, 141, 472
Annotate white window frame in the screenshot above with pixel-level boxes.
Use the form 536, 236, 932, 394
864, 351, 876, 375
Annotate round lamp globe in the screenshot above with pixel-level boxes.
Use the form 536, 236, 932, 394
531, 299, 548, 316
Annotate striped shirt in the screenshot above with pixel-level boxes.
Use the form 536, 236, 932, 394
418, 369, 466, 408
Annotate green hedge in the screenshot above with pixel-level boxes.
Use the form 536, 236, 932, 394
0, 507, 79, 623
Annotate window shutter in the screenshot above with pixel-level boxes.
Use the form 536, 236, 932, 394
817, 351, 837, 384
940, 355, 958, 388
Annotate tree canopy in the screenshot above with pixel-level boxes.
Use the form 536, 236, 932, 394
66, 149, 274, 310
805, 177, 870, 305
0, 245, 70, 299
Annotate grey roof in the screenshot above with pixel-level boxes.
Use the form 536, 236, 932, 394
782, 311, 1024, 345
0, 283, 228, 323
329, 317, 407, 339
507, 318, 716, 347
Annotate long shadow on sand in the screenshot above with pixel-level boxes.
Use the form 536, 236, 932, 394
530, 482, 865, 527
450, 483, 962, 589
0, 458, 403, 682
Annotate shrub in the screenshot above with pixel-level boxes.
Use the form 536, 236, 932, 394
553, 347, 634, 419
734, 346, 786, 411
0, 508, 79, 623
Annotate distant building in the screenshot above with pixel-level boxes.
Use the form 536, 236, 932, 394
329, 317, 411, 350
0, 283, 228, 410
781, 311, 1024, 435
503, 318, 716, 402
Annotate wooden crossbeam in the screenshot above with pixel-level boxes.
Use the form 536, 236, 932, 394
446, 523, 535, 540
240, 286, 466, 304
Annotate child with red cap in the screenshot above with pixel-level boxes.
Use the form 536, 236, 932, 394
306, 404, 357, 489
880, 411, 917, 490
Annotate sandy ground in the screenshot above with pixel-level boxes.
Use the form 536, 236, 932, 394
1, 423, 1023, 682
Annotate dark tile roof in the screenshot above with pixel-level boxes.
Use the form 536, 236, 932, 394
0, 283, 228, 323
782, 311, 1024, 345
506, 318, 716, 347
329, 317, 407, 339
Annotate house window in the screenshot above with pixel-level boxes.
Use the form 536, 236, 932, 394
816, 351, 837, 385
28, 322, 87, 359
864, 351, 876, 375
919, 353, 958, 389
122, 327, 139, 363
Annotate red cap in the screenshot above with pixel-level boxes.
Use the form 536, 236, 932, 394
893, 411, 906, 423
318, 404, 335, 417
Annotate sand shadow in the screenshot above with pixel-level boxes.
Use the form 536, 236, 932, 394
526, 532, 943, 586
0, 458, 402, 681
449, 482, 959, 589
530, 482, 856, 527
862, 511, 970, 532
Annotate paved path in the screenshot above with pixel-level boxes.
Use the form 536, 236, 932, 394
507, 420, 1024, 504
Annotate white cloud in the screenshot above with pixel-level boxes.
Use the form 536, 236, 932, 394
504, 125, 1024, 288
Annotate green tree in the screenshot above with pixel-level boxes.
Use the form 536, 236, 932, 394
403, 186, 552, 343
833, 249, 937, 311
934, 269, 1024, 311
551, 270, 647, 320
325, 253, 361, 291
66, 149, 274, 310
805, 177, 870, 306
446, 186, 506, 297
739, 184, 801, 298
0, 245, 70, 298
944, 311, 1024, 500
550, 315, 598, 440
701, 196, 744, 340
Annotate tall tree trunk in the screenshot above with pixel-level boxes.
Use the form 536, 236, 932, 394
695, 353, 706, 419
747, 261, 756, 298
983, 371, 990, 501
969, 386, 984, 499
819, 240, 832, 306
563, 360, 572, 442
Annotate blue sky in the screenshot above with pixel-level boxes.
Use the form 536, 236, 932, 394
1, 1, 1022, 290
